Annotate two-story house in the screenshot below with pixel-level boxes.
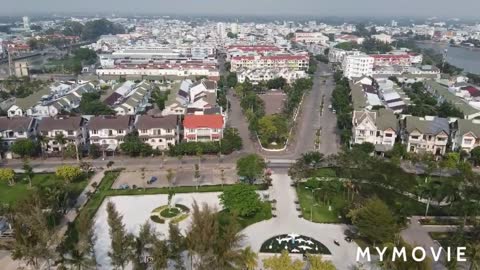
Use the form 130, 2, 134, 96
0, 117, 36, 159
402, 116, 450, 155
451, 119, 480, 153
135, 115, 179, 150
88, 115, 132, 153
183, 115, 224, 142
351, 109, 398, 152
37, 116, 86, 154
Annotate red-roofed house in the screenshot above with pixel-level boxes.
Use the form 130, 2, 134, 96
183, 115, 224, 142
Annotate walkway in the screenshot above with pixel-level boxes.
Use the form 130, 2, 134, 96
241, 173, 362, 269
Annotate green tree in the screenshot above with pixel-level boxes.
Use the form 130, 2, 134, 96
11, 139, 38, 158
168, 223, 185, 270
236, 154, 266, 183
348, 198, 398, 244
120, 131, 153, 157
79, 92, 115, 115
22, 158, 34, 188
241, 247, 258, 270
166, 168, 175, 188
352, 142, 375, 155
89, 143, 101, 159
0, 168, 15, 186
64, 213, 96, 270
131, 221, 156, 270
220, 128, 243, 154
107, 201, 133, 270
257, 114, 288, 146
263, 250, 304, 270
470, 146, 480, 166
219, 184, 262, 217
56, 165, 82, 184
467, 242, 480, 270
308, 254, 336, 270
151, 238, 168, 269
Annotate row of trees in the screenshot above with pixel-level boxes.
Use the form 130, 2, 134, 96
331, 71, 353, 143
62, 19, 126, 41
168, 128, 243, 156
401, 82, 464, 118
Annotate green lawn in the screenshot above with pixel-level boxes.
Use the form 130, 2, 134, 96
296, 182, 346, 223
0, 173, 88, 205
218, 201, 272, 230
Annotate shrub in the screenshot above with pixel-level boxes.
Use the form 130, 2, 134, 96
150, 215, 165, 224
171, 213, 189, 224
175, 204, 190, 213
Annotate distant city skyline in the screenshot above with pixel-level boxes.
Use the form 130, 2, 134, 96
2, 0, 480, 18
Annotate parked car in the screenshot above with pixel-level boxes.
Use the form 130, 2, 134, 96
119, 184, 130, 190
147, 176, 158, 185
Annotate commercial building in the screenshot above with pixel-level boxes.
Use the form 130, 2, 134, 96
342, 55, 374, 79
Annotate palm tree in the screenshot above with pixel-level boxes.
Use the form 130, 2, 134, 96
240, 247, 258, 270
467, 243, 480, 270
166, 168, 175, 188
37, 134, 50, 158
54, 133, 67, 152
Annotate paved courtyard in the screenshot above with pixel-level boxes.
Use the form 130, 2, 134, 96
241, 173, 364, 270
113, 165, 237, 189
93, 192, 222, 270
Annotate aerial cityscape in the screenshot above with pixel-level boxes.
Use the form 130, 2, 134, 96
0, 1, 480, 269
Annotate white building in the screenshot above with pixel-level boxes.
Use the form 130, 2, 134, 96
351, 109, 398, 151
452, 119, 480, 152
183, 114, 224, 142
328, 48, 362, 64
135, 115, 179, 150
372, 34, 393, 44
402, 116, 450, 155
0, 117, 36, 159
88, 115, 132, 153
37, 116, 86, 154
342, 55, 374, 79
294, 32, 329, 44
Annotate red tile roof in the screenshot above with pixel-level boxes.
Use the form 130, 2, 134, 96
371, 54, 410, 59
183, 115, 224, 129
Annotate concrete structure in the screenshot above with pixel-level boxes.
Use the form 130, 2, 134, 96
135, 115, 179, 150
402, 116, 450, 155
451, 119, 480, 152
294, 32, 329, 44
342, 55, 374, 79
0, 117, 36, 159
37, 116, 86, 155
351, 109, 398, 151
183, 114, 224, 142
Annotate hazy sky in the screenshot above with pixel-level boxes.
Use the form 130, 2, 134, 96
2, 0, 479, 18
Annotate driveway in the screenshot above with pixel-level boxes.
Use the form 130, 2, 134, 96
240, 173, 363, 269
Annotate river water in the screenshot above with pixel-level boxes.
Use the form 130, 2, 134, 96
416, 41, 480, 74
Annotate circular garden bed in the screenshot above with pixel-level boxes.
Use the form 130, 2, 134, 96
150, 204, 190, 224
260, 234, 330, 254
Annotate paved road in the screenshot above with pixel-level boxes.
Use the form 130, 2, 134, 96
241, 173, 363, 270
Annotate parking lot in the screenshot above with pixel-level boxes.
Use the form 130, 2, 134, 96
112, 165, 238, 189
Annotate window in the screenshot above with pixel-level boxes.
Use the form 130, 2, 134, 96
68, 130, 74, 136
92, 130, 98, 135
370, 131, 374, 136
166, 129, 172, 133
385, 133, 393, 137
141, 129, 148, 134
464, 139, 473, 145
411, 135, 419, 140
117, 130, 124, 134
17, 131, 24, 135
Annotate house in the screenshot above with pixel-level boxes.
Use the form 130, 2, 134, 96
135, 115, 179, 150
402, 116, 450, 155
37, 116, 86, 155
183, 114, 224, 142
88, 115, 132, 154
0, 117, 36, 159
351, 109, 398, 152
114, 81, 152, 115
451, 119, 480, 152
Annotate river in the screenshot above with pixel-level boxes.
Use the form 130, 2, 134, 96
416, 41, 480, 74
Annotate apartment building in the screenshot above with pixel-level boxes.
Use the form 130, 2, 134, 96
230, 55, 309, 72
328, 48, 362, 64
451, 119, 480, 152
88, 115, 132, 152
37, 116, 86, 154
183, 114, 224, 142
351, 109, 398, 151
342, 55, 374, 79
402, 116, 450, 155
371, 54, 412, 67
0, 117, 36, 159
135, 115, 179, 150
294, 32, 329, 44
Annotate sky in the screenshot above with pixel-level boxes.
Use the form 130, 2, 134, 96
2, 0, 479, 18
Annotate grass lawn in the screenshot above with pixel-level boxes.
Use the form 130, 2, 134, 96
0, 173, 88, 205
296, 182, 346, 223
218, 201, 272, 230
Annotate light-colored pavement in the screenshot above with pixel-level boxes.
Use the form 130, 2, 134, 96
241, 173, 362, 270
